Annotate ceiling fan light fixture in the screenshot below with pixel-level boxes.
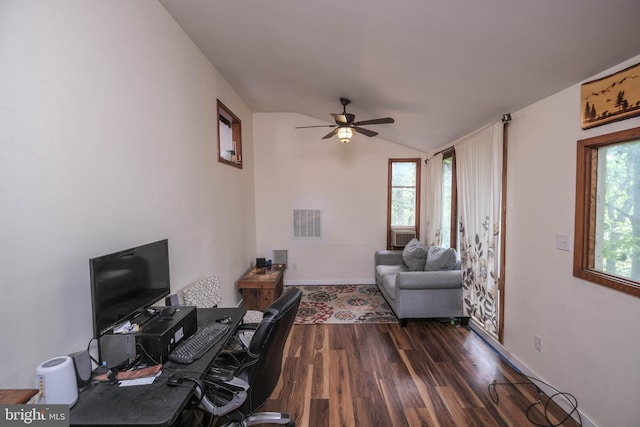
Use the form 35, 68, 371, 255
337, 126, 353, 143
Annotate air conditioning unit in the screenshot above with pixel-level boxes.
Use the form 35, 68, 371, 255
391, 228, 416, 247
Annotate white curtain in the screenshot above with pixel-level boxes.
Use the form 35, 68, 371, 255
456, 122, 503, 336
425, 153, 443, 246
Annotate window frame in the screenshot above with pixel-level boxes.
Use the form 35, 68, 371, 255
387, 158, 421, 249
217, 99, 243, 169
574, 126, 640, 298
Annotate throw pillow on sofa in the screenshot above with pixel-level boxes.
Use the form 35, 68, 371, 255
425, 246, 458, 271
402, 238, 428, 271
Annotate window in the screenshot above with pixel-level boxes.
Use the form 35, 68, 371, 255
574, 126, 640, 297
441, 150, 458, 249
387, 159, 421, 249
217, 99, 242, 169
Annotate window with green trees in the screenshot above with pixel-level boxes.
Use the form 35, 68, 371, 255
387, 159, 421, 248
574, 126, 640, 297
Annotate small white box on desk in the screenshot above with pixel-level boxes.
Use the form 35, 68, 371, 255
35, 356, 78, 407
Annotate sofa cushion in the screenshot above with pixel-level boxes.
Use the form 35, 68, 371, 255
376, 264, 405, 287
381, 274, 397, 301
425, 246, 458, 271
376, 264, 407, 278
402, 239, 428, 271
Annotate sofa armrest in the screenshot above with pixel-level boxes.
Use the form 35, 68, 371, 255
375, 250, 404, 266
395, 270, 462, 290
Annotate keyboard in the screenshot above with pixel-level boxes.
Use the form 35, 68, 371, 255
168, 322, 230, 364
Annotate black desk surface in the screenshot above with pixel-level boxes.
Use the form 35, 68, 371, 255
70, 307, 246, 427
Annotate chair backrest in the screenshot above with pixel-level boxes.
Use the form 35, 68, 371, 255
182, 276, 222, 308
238, 288, 302, 413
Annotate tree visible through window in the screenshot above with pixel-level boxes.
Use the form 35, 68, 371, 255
575, 126, 640, 297
391, 162, 416, 226
594, 141, 640, 278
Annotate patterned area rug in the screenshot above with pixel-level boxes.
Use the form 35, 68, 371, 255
289, 284, 397, 324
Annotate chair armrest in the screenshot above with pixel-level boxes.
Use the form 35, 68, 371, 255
395, 270, 462, 290
197, 376, 249, 416
234, 323, 259, 348
238, 323, 259, 330
375, 250, 404, 266
205, 374, 250, 392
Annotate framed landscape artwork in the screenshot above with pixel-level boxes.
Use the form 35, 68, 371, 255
581, 61, 640, 130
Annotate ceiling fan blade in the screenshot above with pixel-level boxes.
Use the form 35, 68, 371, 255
322, 128, 338, 139
331, 113, 356, 124
331, 113, 348, 124
353, 126, 378, 137
352, 117, 395, 126
295, 125, 337, 129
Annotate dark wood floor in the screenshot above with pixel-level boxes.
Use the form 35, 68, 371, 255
256, 321, 581, 427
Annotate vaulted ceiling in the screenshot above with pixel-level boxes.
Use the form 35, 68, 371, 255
160, 0, 640, 152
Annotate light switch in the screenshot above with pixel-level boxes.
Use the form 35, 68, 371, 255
555, 233, 571, 251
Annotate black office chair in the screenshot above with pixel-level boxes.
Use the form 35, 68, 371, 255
195, 287, 302, 427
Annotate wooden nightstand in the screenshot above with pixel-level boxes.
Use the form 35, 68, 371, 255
237, 264, 286, 310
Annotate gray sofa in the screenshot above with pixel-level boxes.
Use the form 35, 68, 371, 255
374, 239, 468, 326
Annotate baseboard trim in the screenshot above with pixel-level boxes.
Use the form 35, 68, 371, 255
284, 279, 376, 286
468, 322, 597, 427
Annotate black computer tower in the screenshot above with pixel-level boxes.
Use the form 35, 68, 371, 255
136, 305, 197, 364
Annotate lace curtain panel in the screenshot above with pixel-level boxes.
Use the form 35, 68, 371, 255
425, 152, 443, 247
456, 122, 503, 336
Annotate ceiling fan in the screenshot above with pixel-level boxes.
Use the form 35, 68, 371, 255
295, 97, 394, 143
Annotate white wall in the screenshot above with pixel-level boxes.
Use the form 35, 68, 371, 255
2, 4, 637, 424
0, 1, 256, 387
253, 112, 425, 284
503, 55, 640, 427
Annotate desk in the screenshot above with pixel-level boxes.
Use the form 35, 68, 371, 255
237, 264, 285, 310
0, 389, 38, 404
70, 307, 245, 427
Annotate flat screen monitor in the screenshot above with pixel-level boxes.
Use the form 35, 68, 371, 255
90, 239, 170, 337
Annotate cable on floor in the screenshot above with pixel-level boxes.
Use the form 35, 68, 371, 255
488, 372, 582, 426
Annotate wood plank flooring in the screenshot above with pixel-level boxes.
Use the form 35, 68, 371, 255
256, 321, 581, 427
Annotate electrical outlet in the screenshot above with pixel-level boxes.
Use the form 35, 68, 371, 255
534, 335, 542, 352
292, 263, 297, 270
555, 233, 571, 251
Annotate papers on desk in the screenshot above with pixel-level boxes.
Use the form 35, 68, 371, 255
94, 364, 162, 384
113, 320, 140, 334
119, 371, 162, 387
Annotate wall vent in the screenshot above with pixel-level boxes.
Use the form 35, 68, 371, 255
293, 209, 322, 239
273, 249, 288, 265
